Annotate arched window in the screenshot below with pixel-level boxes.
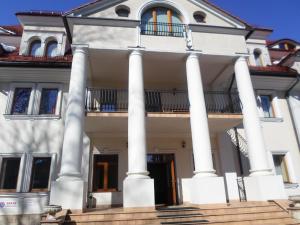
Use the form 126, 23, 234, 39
193, 11, 206, 23
141, 7, 184, 37
254, 49, 263, 66
46, 41, 58, 57
115, 5, 130, 17
29, 40, 42, 56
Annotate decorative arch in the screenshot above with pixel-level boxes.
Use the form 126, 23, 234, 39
137, 0, 190, 24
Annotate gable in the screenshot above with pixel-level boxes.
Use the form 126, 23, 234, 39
67, 0, 246, 29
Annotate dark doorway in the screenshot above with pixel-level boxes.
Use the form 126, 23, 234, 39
147, 154, 178, 206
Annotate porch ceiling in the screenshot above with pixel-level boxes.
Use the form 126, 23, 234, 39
84, 113, 243, 137
88, 49, 235, 90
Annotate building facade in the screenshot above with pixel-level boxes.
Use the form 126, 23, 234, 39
0, 0, 300, 217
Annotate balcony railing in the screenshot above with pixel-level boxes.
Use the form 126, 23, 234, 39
86, 88, 242, 114
140, 21, 186, 37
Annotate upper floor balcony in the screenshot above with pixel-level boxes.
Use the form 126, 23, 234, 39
86, 88, 241, 114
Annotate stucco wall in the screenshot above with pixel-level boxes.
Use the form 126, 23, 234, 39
87, 0, 240, 28
192, 32, 247, 55
73, 25, 137, 50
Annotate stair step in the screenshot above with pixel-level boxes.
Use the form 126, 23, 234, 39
67, 205, 281, 221
157, 213, 203, 219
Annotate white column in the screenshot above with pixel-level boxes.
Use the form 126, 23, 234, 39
234, 57, 272, 176
124, 49, 154, 207
50, 46, 89, 210
185, 53, 226, 204
186, 53, 216, 177
59, 46, 88, 180
127, 49, 149, 178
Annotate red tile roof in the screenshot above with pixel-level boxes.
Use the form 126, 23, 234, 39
249, 65, 298, 75
0, 48, 72, 65
0, 25, 23, 36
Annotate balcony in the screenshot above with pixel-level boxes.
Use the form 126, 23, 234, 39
140, 22, 186, 37
85, 88, 242, 114
85, 88, 243, 134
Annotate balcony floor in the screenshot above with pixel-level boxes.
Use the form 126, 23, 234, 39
85, 112, 243, 136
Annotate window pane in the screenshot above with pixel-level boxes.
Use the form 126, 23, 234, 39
0, 158, 20, 190
39, 88, 58, 115
46, 42, 58, 57
11, 88, 32, 115
30, 157, 51, 190
273, 155, 289, 183
260, 95, 273, 118
30, 41, 41, 56
93, 155, 118, 191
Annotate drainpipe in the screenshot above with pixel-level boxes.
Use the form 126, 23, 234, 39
286, 75, 300, 149
62, 15, 73, 44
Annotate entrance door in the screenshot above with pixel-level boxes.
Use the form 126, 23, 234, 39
147, 154, 178, 205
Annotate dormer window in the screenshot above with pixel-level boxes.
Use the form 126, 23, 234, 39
46, 40, 58, 57
141, 7, 184, 37
254, 49, 263, 66
279, 42, 296, 51
29, 40, 42, 56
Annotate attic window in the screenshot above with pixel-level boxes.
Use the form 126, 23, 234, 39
115, 5, 130, 17
193, 11, 206, 23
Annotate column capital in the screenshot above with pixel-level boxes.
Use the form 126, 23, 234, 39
128, 47, 145, 56
235, 56, 248, 63
71, 44, 89, 55
186, 50, 202, 60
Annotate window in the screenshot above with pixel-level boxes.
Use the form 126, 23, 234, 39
30, 157, 51, 191
279, 42, 296, 51
39, 88, 59, 115
193, 11, 206, 23
29, 40, 42, 56
260, 95, 274, 118
254, 49, 263, 66
0, 158, 20, 191
46, 41, 58, 57
6, 83, 62, 117
115, 5, 130, 17
93, 155, 118, 192
273, 155, 289, 183
141, 7, 184, 37
11, 88, 32, 115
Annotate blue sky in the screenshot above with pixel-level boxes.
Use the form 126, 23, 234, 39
1, 0, 299, 41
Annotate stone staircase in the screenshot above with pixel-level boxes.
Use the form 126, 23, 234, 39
62, 201, 299, 225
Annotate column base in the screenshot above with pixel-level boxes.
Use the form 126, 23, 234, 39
244, 175, 287, 201
123, 177, 155, 208
50, 179, 87, 210
190, 176, 227, 205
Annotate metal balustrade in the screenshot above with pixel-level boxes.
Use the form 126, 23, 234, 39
86, 88, 242, 114
140, 21, 186, 37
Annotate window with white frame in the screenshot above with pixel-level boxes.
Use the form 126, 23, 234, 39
0, 153, 55, 193
272, 154, 290, 183
29, 39, 42, 57
260, 95, 274, 118
0, 157, 21, 192
29, 157, 52, 192
46, 41, 58, 57
6, 83, 62, 117
253, 49, 263, 66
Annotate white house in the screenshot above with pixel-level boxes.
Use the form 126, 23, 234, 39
0, 0, 300, 221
